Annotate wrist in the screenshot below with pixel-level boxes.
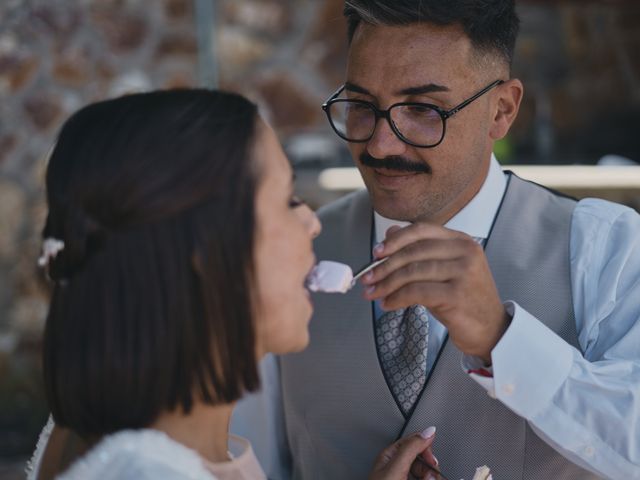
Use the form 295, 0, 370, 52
479, 308, 512, 365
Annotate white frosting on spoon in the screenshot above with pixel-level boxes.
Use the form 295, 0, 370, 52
306, 261, 353, 293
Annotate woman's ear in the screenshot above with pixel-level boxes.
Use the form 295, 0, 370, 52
489, 78, 524, 141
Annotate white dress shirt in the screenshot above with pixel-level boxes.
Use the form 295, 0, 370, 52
232, 156, 640, 479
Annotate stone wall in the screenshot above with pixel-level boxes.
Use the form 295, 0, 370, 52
0, 0, 205, 461
0, 0, 349, 464
0, 0, 639, 469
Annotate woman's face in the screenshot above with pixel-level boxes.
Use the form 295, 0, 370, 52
253, 121, 321, 356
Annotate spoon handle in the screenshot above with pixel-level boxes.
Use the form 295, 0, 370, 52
351, 257, 388, 286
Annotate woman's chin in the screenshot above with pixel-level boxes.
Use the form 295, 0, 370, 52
294, 332, 311, 352
271, 330, 310, 355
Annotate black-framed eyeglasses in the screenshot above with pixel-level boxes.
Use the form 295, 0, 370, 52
322, 79, 504, 148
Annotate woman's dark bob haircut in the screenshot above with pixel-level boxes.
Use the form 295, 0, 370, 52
42, 89, 260, 437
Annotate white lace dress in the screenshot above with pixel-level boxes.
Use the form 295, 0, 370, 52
26, 417, 266, 480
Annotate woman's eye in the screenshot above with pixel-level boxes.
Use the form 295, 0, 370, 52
289, 195, 306, 208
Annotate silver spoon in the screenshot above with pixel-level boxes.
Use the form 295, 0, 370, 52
350, 257, 389, 288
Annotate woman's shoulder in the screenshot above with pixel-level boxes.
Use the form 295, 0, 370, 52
57, 429, 217, 480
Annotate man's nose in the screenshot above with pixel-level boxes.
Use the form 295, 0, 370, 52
365, 116, 407, 159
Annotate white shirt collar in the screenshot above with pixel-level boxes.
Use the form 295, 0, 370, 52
374, 154, 507, 243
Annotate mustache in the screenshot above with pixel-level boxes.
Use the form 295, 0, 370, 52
359, 153, 431, 174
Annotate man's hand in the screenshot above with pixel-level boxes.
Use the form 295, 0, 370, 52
362, 223, 510, 364
369, 428, 439, 480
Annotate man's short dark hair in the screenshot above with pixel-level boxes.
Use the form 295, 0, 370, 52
344, 0, 520, 67
43, 89, 261, 437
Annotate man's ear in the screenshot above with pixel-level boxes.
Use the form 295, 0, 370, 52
489, 78, 523, 141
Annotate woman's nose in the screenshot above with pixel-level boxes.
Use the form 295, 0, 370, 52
299, 204, 322, 239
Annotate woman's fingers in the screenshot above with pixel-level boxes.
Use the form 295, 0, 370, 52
369, 427, 437, 479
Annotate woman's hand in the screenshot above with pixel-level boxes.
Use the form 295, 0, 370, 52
369, 426, 439, 480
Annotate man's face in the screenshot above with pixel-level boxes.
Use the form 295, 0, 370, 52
346, 22, 502, 223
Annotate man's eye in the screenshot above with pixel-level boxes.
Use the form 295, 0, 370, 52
407, 105, 433, 114
348, 103, 371, 112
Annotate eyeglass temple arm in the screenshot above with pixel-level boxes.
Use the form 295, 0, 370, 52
442, 79, 504, 119
322, 85, 346, 108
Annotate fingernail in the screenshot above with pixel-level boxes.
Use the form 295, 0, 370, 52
420, 426, 436, 439
373, 243, 384, 256
363, 271, 373, 282
365, 286, 375, 296
433, 455, 439, 467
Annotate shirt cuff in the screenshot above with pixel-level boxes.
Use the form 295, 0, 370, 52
465, 362, 496, 397
464, 301, 575, 417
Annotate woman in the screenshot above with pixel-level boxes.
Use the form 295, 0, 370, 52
28, 89, 438, 479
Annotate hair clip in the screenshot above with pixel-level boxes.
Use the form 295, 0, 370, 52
38, 238, 65, 268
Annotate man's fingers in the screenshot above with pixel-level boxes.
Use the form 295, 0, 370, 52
366, 238, 471, 284
376, 281, 453, 311
385, 225, 403, 237
376, 223, 468, 258
364, 259, 464, 301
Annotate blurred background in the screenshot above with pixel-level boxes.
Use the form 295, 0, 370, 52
0, 0, 639, 477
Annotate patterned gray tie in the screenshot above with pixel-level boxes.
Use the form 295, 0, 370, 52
375, 305, 429, 416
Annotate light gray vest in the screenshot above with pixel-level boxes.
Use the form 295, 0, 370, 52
280, 174, 600, 480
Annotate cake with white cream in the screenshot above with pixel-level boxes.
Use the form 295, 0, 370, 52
306, 261, 353, 293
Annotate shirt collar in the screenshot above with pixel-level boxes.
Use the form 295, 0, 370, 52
374, 154, 506, 243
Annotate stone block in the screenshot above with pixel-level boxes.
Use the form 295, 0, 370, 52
0, 180, 27, 260
216, 27, 273, 76
221, 0, 292, 38
52, 47, 92, 88
155, 31, 198, 59
90, 7, 148, 53
96, 59, 116, 82
0, 50, 40, 93
254, 72, 322, 133
0, 134, 18, 166
165, 0, 192, 19
30, 4, 81, 43
23, 92, 63, 132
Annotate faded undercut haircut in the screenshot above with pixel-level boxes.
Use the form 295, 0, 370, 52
344, 0, 520, 68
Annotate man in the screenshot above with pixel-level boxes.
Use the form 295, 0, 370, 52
232, 1, 640, 479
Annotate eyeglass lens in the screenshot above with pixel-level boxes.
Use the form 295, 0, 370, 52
327, 101, 444, 147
